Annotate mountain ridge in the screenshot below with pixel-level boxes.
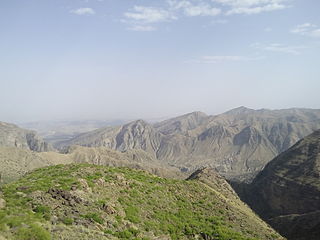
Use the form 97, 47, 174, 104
57, 107, 320, 182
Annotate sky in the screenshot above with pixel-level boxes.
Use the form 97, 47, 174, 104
1, 0, 320, 122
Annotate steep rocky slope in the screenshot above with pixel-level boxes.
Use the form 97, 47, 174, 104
58, 107, 320, 182
239, 130, 320, 240
0, 122, 52, 152
0, 164, 284, 240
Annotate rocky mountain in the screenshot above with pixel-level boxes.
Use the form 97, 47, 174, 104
238, 130, 320, 240
0, 121, 52, 152
154, 111, 209, 135
57, 107, 320, 182
0, 164, 284, 240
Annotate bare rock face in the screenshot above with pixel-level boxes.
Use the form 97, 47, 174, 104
59, 108, 320, 182
26, 132, 52, 152
0, 121, 52, 152
115, 120, 162, 158
242, 130, 320, 240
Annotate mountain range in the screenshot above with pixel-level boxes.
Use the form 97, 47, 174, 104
56, 107, 320, 182
1, 106, 320, 239
19, 120, 128, 147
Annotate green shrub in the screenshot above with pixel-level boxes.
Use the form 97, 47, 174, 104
114, 229, 133, 239
62, 217, 74, 225
84, 213, 104, 224
104, 229, 113, 235
16, 224, 51, 240
124, 206, 140, 223
6, 216, 24, 228
34, 205, 51, 220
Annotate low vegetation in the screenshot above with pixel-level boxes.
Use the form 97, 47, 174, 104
0, 164, 283, 239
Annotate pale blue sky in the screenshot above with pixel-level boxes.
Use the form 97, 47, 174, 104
1, 0, 320, 122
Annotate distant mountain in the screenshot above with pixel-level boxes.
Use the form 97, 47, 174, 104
240, 130, 320, 240
0, 121, 52, 152
0, 164, 284, 240
154, 111, 209, 135
19, 119, 128, 147
58, 107, 320, 182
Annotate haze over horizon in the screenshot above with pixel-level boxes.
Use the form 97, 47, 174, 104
1, 0, 320, 122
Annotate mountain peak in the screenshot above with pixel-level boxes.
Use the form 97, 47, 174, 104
224, 106, 254, 115
124, 119, 149, 128
186, 111, 208, 118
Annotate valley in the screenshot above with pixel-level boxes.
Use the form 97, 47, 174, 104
0, 107, 320, 240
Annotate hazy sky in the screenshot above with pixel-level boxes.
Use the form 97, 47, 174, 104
1, 0, 320, 122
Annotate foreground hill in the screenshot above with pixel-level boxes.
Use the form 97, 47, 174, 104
57, 107, 320, 182
240, 130, 320, 240
0, 164, 283, 240
0, 122, 51, 152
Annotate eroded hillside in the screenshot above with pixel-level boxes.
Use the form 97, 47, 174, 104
237, 130, 320, 240
57, 107, 320, 182
0, 122, 52, 152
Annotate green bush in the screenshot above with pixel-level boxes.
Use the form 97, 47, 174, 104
124, 206, 140, 223
114, 229, 133, 239
62, 217, 74, 225
84, 213, 104, 224
34, 205, 51, 220
104, 229, 113, 235
16, 224, 51, 240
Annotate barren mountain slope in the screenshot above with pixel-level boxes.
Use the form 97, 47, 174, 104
58, 107, 320, 182
0, 122, 52, 152
241, 130, 320, 240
